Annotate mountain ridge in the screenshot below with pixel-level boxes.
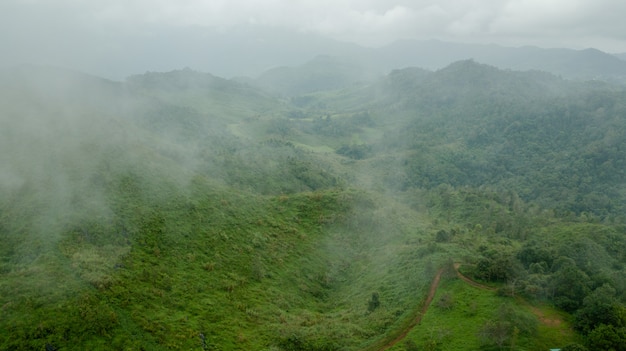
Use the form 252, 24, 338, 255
248, 40, 626, 96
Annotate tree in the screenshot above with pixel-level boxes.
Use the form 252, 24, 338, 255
478, 304, 537, 349
585, 324, 626, 351
549, 257, 591, 312
435, 229, 452, 243
517, 241, 554, 268
436, 293, 454, 310
474, 249, 523, 283
478, 319, 511, 349
368, 292, 380, 312
575, 284, 625, 335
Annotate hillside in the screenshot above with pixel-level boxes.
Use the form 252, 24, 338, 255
1, 62, 625, 350
249, 41, 626, 97
614, 53, 626, 61
376, 40, 626, 82
251, 55, 382, 97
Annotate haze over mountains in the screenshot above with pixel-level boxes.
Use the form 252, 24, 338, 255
2, 4, 626, 346
2, 35, 626, 349
5, 24, 626, 84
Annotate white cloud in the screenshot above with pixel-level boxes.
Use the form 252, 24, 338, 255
3, 0, 625, 50
2, 0, 626, 77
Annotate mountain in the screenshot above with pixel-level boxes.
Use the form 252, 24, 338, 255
250, 55, 383, 96
6, 22, 626, 85
367, 60, 626, 211
247, 39, 626, 96
374, 40, 626, 81
614, 52, 626, 61
1, 63, 625, 350
2, 25, 368, 81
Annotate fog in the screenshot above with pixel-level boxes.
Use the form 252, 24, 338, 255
1, 2, 625, 350
2, 1, 626, 79
0, 68, 124, 251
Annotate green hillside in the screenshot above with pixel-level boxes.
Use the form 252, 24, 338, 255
0, 62, 624, 350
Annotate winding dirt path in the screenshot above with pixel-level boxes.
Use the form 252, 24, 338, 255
453, 264, 565, 327
377, 267, 444, 351
453, 263, 497, 291
376, 264, 495, 351
375, 263, 566, 350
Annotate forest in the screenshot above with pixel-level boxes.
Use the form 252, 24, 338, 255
0, 60, 625, 350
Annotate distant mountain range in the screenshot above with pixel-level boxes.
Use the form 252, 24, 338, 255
248, 40, 626, 96
373, 40, 626, 81
4, 24, 626, 86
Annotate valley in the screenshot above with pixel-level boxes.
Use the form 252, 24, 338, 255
0, 60, 625, 350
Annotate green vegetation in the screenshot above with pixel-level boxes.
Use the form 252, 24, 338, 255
1, 61, 625, 350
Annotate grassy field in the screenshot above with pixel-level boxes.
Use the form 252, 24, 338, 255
388, 276, 580, 351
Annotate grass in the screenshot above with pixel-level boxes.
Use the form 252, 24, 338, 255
0, 173, 445, 350
388, 276, 580, 351
389, 277, 500, 351
4, 66, 624, 351
528, 302, 582, 349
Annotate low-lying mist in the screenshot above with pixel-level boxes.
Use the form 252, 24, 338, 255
1, 59, 625, 350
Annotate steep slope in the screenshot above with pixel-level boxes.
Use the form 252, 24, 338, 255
126, 67, 287, 122
355, 61, 626, 215
0, 66, 439, 350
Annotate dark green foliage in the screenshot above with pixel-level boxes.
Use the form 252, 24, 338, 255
376, 61, 626, 217
561, 343, 588, 351
517, 241, 555, 269
473, 249, 524, 283
575, 284, 625, 335
403, 339, 419, 351
585, 324, 626, 351
550, 257, 593, 312
368, 292, 381, 312
435, 229, 452, 243
278, 333, 339, 351
336, 143, 372, 160
436, 293, 454, 310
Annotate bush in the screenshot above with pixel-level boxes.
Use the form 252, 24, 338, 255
436, 293, 454, 310
435, 229, 452, 242
478, 304, 537, 349
336, 144, 372, 160
561, 343, 588, 351
368, 292, 380, 312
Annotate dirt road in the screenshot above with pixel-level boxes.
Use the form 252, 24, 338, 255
377, 264, 496, 350
453, 263, 496, 291
374, 263, 565, 350
377, 267, 444, 351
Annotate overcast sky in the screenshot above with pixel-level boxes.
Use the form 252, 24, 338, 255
2, 0, 626, 77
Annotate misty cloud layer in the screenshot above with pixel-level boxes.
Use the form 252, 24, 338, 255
4, 1, 625, 47
2, 1, 626, 79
